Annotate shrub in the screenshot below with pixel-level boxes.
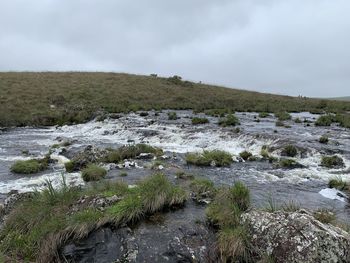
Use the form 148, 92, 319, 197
168, 112, 178, 120
258, 112, 270, 118
81, 164, 107, 182
281, 145, 298, 157
275, 112, 291, 121
321, 155, 345, 168
186, 150, 233, 167
64, 161, 75, 172
10, 158, 48, 174
239, 151, 252, 161
218, 114, 239, 127
319, 136, 329, 144
191, 117, 209, 125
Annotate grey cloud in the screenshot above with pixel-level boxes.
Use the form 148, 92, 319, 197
0, 0, 349, 97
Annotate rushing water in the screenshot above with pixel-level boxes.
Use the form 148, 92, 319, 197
0, 110, 349, 220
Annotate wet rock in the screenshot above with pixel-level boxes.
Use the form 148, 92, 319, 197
61, 227, 132, 263
136, 153, 154, 159
241, 209, 350, 263
70, 194, 122, 213
68, 146, 108, 171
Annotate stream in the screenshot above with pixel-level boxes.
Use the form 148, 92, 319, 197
0, 110, 349, 261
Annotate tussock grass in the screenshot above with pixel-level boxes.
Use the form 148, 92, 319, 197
206, 182, 250, 228
10, 158, 48, 174
321, 155, 345, 168
328, 177, 349, 191
64, 161, 74, 172
239, 151, 253, 161
191, 117, 209, 124
186, 150, 233, 167
104, 143, 163, 163
275, 112, 291, 121
217, 226, 252, 262
190, 178, 216, 200
81, 164, 107, 182
218, 114, 240, 127
281, 145, 298, 157
206, 182, 252, 261
1, 72, 350, 127
0, 173, 187, 262
319, 135, 329, 144
168, 112, 178, 120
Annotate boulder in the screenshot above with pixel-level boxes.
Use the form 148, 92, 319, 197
241, 209, 350, 263
69, 146, 108, 171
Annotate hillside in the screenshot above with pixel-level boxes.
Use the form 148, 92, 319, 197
1, 72, 350, 127
330, 96, 350, 101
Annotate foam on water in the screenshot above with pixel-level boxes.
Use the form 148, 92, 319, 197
0, 111, 349, 194
0, 171, 84, 194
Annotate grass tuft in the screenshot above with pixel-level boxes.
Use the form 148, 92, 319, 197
321, 155, 345, 168
218, 114, 240, 127
186, 150, 233, 167
191, 117, 209, 124
10, 158, 48, 174
81, 164, 107, 182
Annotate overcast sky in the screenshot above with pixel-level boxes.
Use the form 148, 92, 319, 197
0, 0, 349, 97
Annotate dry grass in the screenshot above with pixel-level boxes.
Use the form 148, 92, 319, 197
1, 72, 350, 127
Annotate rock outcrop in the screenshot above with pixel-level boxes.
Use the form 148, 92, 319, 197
241, 209, 350, 263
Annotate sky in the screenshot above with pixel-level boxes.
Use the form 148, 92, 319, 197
0, 0, 349, 97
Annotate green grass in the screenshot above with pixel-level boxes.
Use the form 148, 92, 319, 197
206, 182, 252, 261
281, 145, 298, 157
275, 112, 291, 121
328, 177, 349, 191
0, 72, 350, 127
186, 150, 233, 167
239, 151, 253, 161
81, 164, 107, 182
315, 114, 350, 128
190, 178, 216, 200
218, 114, 240, 127
168, 111, 178, 120
10, 158, 48, 174
258, 112, 270, 118
0, 173, 187, 262
278, 158, 298, 168
104, 143, 163, 163
319, 135, 329, 144
191, 117, 209, 124
321, 155, 344, 168
64, 161, 74, 172
313, 209, 336, 224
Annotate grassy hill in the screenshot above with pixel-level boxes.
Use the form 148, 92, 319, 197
329, 96, 350, 101
1, 72, 350, 127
